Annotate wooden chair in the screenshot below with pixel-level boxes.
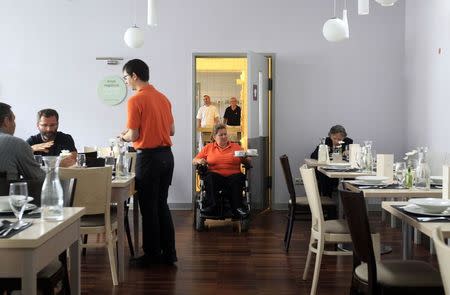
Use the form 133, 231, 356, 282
339, 188, 443, 295
59, 167, 118, 286
433, 227, 450, 295
300, 164, 358, 295
0, 178, 76, 295
280, 155, 336, 252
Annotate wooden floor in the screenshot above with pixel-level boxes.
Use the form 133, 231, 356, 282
81, 210, 439, 295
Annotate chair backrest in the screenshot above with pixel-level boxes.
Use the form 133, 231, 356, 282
339, 188, 377, 292
60, 178, 77, 207
433, 227, 450, 295
126, 152, 137, 173
97, 146, 112, 158
279, 155, 296, 205
59, 167, 112, 216
299, 164, 325, 229
86, 157, 105, 168
83, 146, 97, 153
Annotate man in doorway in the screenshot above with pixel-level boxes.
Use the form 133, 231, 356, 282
223, 97, 241, 126
0, 102, 45, 181
119, 59, 177, 267
26, 109, 77, 165
196, 95, 219, 128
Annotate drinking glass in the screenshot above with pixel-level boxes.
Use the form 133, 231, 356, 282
76, 154, 86, 168
105, 156, 116, 172
34, 155, 43, 166
394, 162, 407, 185
9, 182, 29, 226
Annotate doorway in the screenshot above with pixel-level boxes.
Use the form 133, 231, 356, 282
192, 53, 274, 212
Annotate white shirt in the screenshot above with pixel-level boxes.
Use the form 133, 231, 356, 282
196, 105, 219, 127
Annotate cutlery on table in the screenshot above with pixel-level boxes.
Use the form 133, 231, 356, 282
0, 221, 30, 237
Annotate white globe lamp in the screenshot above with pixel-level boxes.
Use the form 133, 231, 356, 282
375, 0, 398, 7
322, 18, 347, 42
124, 26, 144, 48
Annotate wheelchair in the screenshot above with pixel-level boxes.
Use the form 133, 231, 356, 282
193, 164, 251, 232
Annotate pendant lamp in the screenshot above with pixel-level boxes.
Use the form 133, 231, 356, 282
147, 0, 157, 27
124, 0, 144, 48
323, 0, 347, 42
375, 0, 398, 7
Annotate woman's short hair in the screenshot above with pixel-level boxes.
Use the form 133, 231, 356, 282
211, 123, 227, 140
328, 125, 347, 137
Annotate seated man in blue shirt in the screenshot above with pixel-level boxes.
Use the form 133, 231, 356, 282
26, 109, 77, 166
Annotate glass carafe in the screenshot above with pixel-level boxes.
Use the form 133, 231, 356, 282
115, 140, 127, 178
415, 147, 431, 190
361, 141, 373, 172
41, 156, 64, 221
318, 137, 330, 164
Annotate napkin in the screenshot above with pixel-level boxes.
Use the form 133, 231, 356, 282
349, 144, 360, 168
376, 154, 393, 182
443, 165, 450, 200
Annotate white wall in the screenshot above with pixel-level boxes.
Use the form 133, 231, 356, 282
0, 0, 406, 207
405, 0, 450, 173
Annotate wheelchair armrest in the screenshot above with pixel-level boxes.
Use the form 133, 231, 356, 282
195, 164, 208, 176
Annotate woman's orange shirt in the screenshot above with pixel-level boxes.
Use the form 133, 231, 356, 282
195, 142, 243, 177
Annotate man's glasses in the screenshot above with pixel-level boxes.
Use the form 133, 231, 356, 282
122, 74, 130, 80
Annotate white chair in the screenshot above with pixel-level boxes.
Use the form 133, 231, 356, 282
433, 226, 450, 295
299, 164, 380, 295
300, 164, 353, 295
59, 166, 118, 286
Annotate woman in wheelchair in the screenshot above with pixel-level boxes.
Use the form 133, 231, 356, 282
193, 123, 250, 218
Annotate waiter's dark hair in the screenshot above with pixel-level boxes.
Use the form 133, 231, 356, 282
37, 109, 59, 122
123, 59, 149, 82
0, 102, 12, 125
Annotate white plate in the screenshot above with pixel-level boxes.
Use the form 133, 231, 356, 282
408, 198, 450, 213
325, 162, 351, 167
430, 176, 443, 184
0, 203, 37, 213
0, 196, 35, 212
346, 180, 387, 186
402, 204, 450, 217
355, 176, 389, 184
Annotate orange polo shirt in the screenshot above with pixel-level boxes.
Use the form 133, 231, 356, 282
195, 142, 244, 176
127, 84, 173, 149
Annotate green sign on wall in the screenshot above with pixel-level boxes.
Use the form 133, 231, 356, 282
97, 76, 127, 106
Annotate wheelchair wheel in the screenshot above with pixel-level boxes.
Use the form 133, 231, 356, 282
239, 217, 250, 232
195, 207, 205, 231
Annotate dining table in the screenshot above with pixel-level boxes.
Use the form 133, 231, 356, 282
111, 175, 137, 283
0, 207, 85, 295
382, 201, 450, 259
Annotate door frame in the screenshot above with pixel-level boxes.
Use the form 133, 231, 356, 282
191, 52, 276, 210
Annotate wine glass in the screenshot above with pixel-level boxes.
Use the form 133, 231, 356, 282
9, 182, 30, 226
76, 154, 86, 168
394, 162, 407, 186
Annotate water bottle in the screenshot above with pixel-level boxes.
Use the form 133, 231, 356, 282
115, 140, 126, 178
415, 147, 431, 190
41, 156, 64, 221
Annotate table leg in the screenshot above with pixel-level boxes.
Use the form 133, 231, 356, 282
117, 188, 125, 282
69, 238, 81, 295
402, 220, 412, 259
23, 251, 37, 295
133, 193, 140, 256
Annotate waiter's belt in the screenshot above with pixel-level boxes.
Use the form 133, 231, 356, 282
137, 146, 171, 154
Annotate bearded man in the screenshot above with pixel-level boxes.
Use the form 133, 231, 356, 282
26, 109, 77, 163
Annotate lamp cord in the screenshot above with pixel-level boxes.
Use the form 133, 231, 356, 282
133, 0, 137, 26
333, 0, 336, 17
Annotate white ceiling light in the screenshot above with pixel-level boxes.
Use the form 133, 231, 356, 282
323, 0, 348, 42
358, 0, 369, 15
147, 0, 157, 27
375, 0, 398, 7
124, 0, 144, 48
124, 26, 144, 48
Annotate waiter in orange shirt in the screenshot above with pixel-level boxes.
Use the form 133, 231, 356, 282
119, 59, 176, 267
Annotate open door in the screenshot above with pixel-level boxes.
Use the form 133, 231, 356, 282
246, 51, 270, 211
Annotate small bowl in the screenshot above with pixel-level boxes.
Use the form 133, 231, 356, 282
234, 151, 246, 157
409, 198, 450, 214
